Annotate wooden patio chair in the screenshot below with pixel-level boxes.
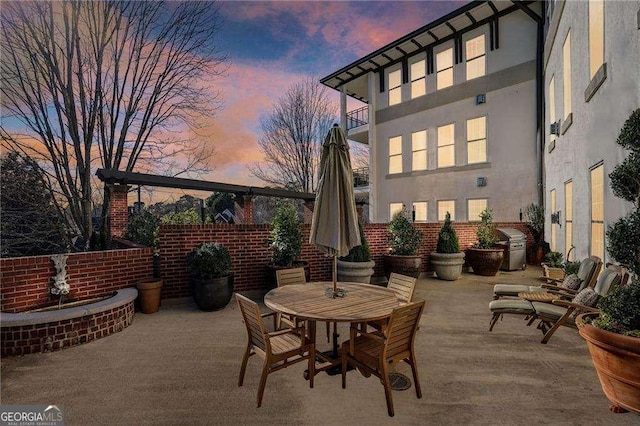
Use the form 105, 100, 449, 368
534, 264, 628, 344
275, 267, 331, 342
368, 273, 417, 332
492, 256, 602, 300
341, 300, 425, 417
236, 293, 315, 408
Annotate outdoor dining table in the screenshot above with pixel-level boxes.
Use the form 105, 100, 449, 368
264, 281, 401, 377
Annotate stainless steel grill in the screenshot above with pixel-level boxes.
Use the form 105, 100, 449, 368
495, 228, 527, 271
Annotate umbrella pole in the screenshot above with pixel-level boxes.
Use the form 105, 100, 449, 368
333, 255, 337, 292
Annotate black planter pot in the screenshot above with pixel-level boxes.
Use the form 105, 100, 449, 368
465, 248, 504, 276
383, 254, 422, 278
192, 275, 234, 311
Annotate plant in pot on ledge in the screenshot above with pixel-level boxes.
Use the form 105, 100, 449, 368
576, 108, 640, 415
384, 208, 424, 278
266, 201, 309, 287
466, 208, 504, 276
337, 222, 375, 283
430, 212, 465, 281
186, 242, 234, 311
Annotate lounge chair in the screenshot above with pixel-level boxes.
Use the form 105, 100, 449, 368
341, 300, 425, 417
491, 256, 601, 299
489, 264, 628, 343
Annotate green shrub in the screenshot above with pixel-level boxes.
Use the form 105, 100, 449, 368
388, 209, 423, 255
340, 222, 371, 262
592, 280, 640, 337
125, 210, 159, 248
522, 203, 544, 243
161, 207, 208, 225
436, 212, 460, 253
563, 260, 581, 275
473, 208, 498, 249
186, 242, 232, 279
270, 201, 302, 267
544, 251, 564, 268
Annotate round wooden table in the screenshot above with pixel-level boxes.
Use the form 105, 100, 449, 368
264, 282, 401, 376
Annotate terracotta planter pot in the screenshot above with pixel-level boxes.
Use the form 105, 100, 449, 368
136, 280, 163, 314
192, 275, 234, 311
577, 313, 640, 414
465, 248, 504, 276
337, 259, 375, 283
430, 252, 465, 281
383, 254, 421, 278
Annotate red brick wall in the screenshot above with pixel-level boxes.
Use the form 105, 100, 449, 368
0, 249, 154, 313
108, 184, 130, 238
158, 222, 532, 298
1, 300, 135, 357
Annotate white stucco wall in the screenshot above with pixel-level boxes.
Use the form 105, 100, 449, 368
543, 0, 640, 263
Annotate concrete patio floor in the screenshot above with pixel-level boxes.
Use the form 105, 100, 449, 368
2, 266, 637, 425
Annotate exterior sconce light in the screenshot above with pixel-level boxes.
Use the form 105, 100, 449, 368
550, 121, 561, 136
477, 177, 487, 187
551, 211, 562, 227
476, 94, 486, 104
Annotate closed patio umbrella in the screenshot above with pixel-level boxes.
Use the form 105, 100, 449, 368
309, 124, 361, 296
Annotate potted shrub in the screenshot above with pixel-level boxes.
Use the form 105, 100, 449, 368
522, 203, 549, 264
466, 208, 504, 276
383, 208, 424, 278
430, 212, 465, 281
266, 201, 309, 287
577, 281, 640, 414
337, 222, 375, 283
186, 242, 234, 311
542, 251, 565, 281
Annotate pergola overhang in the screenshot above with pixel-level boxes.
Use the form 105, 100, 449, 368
96, 169, 316, 201
319, 0, 539, 103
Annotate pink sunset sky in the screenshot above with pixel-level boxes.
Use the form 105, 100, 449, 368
178, 1, 468, 200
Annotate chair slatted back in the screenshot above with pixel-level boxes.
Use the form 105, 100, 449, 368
276, 268, 307, 287
578, 256, 603, 290
387, 273, 417, 303
236, 293, 269, 353
384, 301, 425, 361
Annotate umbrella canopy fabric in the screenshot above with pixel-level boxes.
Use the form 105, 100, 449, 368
309, 124, 360, 259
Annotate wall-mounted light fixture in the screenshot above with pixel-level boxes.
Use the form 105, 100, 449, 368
551, 210, 562, 227
477, 177, 487, 187
550, 121, 561, 136
476, 94, 486, 105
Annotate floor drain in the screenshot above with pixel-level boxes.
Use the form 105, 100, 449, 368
389, 372, 411, 391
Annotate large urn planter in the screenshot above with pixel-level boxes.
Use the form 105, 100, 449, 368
192, 275, 234, 311
337, 259, 375, 283
383, 254, 421, 278
465, 248, 504, 276
265, 261, 310, 289
577, 313, 640, 414
137, 279, 163, 314
430, 252, 465, 281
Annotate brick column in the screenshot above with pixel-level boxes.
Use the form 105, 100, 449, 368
303, 201, 315, 224
234, 195, 255, 224
108, 184, 130, 238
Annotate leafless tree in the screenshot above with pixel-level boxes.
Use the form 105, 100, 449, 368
250, 78, 337, 193
0, 1, 227, 248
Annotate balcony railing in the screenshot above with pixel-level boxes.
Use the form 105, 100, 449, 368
353, 167, 369, 187
346, 106, 368, 130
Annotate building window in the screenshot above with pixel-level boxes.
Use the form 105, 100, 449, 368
467, 116, 487, 164
410, 60, 426, 99
388, 69, 402, 106
438, 200, 455, 221
436, 48, 453, 90
467, 199, 487, 221
563, 31, 572, 119
565, 181, 573, 260
589, 0, 604, 79
389, 135, 402, 174
465, 34, 486, 80
412, 130, 427, 171
413, 201, 427, 222
591, 165, 604, 260
550, 189, 556, 252
549, 76, 556, 143
437, 123, 455, 168
390, 202, 403, 220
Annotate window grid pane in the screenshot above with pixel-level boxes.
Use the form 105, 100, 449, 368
412, 131, 427, 171
591, 165, 604, 259
438, 200, 455, 221
389, 70, 402, 106
467, 117, 487, 164
390, 203, 403, 220
436, 48, 453, 90
549, 76, 556, 142
467, 199, 487, 221
413, 202, 427, 222
550, 189, 556, 252
565, 181, 573, 260
563, 31, 572, 118
389, 136, 402, 174
437, 124, 455, 168
465, 35, 486, 80
589, 0, 604, 78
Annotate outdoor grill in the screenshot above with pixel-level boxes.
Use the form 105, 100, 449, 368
495, 228, 527, 271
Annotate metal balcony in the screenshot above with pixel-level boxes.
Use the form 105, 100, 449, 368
353, 167, 369, 188
346, 106, 368, 130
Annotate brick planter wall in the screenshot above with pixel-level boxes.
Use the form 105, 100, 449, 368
0, 248, 154, 313
158, 222, 532, 299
